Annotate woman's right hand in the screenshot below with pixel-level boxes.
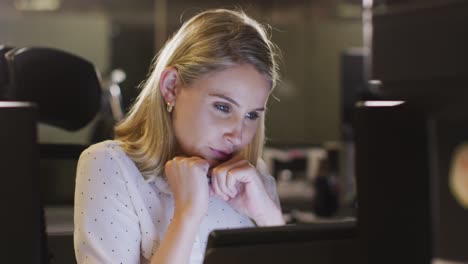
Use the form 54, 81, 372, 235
164, 156, 210, 221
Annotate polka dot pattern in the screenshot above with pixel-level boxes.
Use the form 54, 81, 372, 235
74, 140, 281, 264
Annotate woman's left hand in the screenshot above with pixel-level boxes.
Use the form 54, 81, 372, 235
209, 156, 284, 226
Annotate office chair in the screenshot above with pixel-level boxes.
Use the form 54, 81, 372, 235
4, 46, 103, 200
4, 47, 103, 263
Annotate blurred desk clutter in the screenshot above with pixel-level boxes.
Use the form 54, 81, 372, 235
264, 142, 356, 223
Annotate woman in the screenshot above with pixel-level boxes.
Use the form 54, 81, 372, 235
74, 8, 284, 264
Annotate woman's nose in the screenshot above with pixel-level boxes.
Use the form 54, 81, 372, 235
224, 120, 243, 147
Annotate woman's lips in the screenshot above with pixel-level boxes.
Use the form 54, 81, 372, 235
210, 147, 233, 161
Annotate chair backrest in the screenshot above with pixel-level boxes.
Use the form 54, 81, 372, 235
4, 47, 101, 131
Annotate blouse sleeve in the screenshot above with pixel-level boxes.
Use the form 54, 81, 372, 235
256, 158, 282, 210
74, 145, 141, 263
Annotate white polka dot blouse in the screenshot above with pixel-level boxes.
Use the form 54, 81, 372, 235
74, 140, 281, 264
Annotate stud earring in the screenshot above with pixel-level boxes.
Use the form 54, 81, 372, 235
166, 102, 174, 113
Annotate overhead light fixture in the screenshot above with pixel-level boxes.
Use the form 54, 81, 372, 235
15, 0, 61, 11
363, 0, 373, 8
356, 101, 405, 107
0, 102, 35, 107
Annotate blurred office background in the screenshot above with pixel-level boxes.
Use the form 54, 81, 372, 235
0, 0, 363, 143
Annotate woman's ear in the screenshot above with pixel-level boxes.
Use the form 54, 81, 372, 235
159, 67, 180, 104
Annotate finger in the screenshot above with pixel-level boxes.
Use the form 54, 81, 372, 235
172, 156, 185, 162
215, 170, 235, 199
213, 159, 249, 175
226, 163, 256, 184
187, 157, 210, 172
211, 172, 229, 201
164, 158, 179, 177
212, 159, 248, 197
164, 159, 173, 169
226, 170, 238, 197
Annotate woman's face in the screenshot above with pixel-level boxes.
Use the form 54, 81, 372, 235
172, 64, 270, 167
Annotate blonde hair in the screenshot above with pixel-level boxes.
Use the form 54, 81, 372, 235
114, 9, 280, 178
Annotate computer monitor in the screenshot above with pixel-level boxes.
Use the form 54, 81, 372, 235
203, 220, 359, 264
354, 0, 468, 263
0, 102, 48, 263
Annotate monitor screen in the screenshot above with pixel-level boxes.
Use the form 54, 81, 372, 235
203, 220, 358, 264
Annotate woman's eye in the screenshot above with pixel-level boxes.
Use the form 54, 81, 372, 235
215, 104, 230, 113
246, 112, 259, 120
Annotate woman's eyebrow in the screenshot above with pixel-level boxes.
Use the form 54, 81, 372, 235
208, 93, 265, 111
